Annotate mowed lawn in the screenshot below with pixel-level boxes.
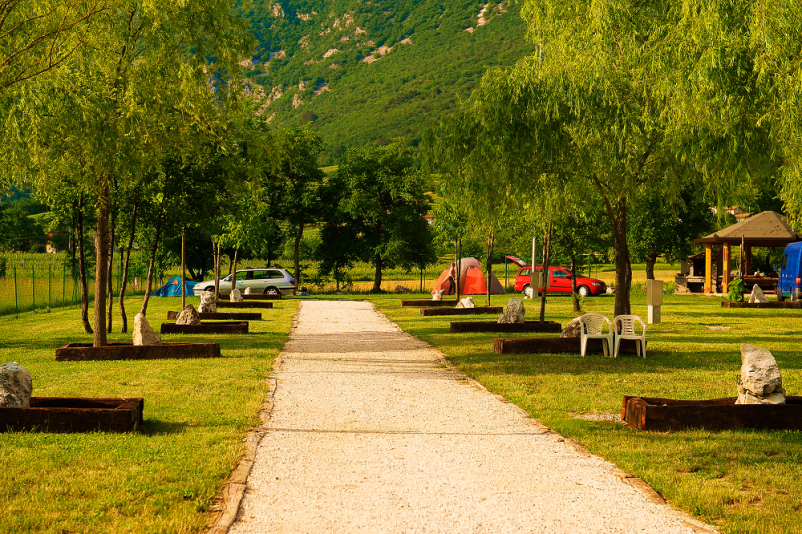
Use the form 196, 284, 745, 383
371, 290, 802, 534
0, 296, 298, 533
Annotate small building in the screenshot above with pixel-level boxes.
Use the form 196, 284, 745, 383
681, 211, 802, 294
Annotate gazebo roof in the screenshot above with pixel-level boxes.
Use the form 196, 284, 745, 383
694, 211, 802, 246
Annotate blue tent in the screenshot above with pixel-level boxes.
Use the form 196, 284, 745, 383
150, 276, 199, 297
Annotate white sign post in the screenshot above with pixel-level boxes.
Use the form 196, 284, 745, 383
646, 279, 663, 324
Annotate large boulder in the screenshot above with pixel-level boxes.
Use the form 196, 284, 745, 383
0, 362, 32, 407
748, 284, 769, 304
175, 304, 202, 325
243, 287, 252, 295
456, 296, 475, 309
560, 317, 583, 338
133, 313, 162, 346
432, 289, 444, 301
230, 288, 243, 302
498, 298, 525, 324
198, 291, 217, 313
736, 343, 786, 404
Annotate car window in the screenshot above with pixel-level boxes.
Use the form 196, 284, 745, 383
223, 275, 231, 282
267, 270, 284, 279
552, 269, 569, 279
535, 267, 543, 273
520, 269, 530, 276
251, 270, 269, 280
782, 254, 789, 271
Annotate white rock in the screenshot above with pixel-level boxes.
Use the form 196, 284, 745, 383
498, 298, 525, 324
606, 287, 615, 294
560, 317, 583, 338
199, 291, 217, 313
230, 288, 243, 302
133, 313, 162, 346
736, 343, 785, 404
455, 296, 475, 309
523, 287, 534, 299
432, 289, 444, 301
0, 362, 32, 407
748, 284, 769, 303
175, 304, 202, 325
244, 287, 252, 295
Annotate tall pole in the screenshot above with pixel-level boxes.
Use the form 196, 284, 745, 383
181, 226, 186, 309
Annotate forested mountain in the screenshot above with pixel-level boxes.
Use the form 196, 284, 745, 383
238, 0, 533, 163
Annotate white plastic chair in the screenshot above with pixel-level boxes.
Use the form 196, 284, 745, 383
579, 313, 614, 357
613, 315, 647, 358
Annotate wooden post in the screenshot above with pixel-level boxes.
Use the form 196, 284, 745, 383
705, 243, 713, 293
722, 244, 731, 294
181, 226, 186, 309
745, 243, 752, 276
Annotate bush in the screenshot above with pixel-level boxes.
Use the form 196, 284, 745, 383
727, 278, 746, 302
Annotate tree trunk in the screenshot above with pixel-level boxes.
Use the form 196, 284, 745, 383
230, 249, 239, 297
119, 202, 137, 333
485, 230, 495, 308
106, 206, 115, 333
213, 240, 220, 302
77, 194, 92, 334
611, 197, 632, 317
456, 238, 462, 301
294, 217, 305, 294
570, 255, 580, 313
140, 217, 164, 316
645, 253, 657, 281
539, 221, 552, 323
93, 182, 111, 347
372, 253, 383, 292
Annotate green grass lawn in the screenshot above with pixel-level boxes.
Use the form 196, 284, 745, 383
0, 296, 298, 533
4, 284, 801, 533
366, 290, 802, 534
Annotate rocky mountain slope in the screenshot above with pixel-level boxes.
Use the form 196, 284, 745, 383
239, 0, 533, 163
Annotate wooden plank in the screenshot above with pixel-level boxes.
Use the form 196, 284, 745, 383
622, 396, 802, 431
493, 336, 641, 354
167, 311, 262, 320
160, 322, 249, 335
0, 397, 143, 433
216, 301, 273, 309
721, 301, 801, 309
420, 306, 503, 316
450, 321, 561, 334
401, 300, 458, 307
55, 342, 220, 361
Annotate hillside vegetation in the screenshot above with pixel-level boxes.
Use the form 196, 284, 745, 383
238, 0, 533, 163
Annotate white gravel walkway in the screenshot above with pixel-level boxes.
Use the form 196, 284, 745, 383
229, 301, 715, 534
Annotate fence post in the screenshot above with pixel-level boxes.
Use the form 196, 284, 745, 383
14, 266, 18, 315
49, 265, 52, 308
62, 264, 66, 306
32, 266, 35, 310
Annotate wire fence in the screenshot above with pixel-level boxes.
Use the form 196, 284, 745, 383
0, 260, 165, 317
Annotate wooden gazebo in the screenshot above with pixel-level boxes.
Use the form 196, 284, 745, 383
693, 211, 802, 293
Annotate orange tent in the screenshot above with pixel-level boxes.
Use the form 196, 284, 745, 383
432, 257, 505, 295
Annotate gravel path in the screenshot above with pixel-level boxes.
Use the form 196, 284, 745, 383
229, 301, 715, 534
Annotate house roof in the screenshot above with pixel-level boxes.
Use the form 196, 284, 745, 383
693, 211, 802, 246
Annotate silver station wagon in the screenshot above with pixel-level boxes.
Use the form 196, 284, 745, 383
193, 268, 296, 296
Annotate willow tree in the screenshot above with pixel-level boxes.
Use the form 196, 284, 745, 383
5, 1, 252, 346
427, 108, 520, 307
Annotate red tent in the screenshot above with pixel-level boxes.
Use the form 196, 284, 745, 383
432, 257, 505, 295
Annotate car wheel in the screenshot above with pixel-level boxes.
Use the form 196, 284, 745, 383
265, 287, 281, 295
522, 284, 529, 293
578, 285, 591, 298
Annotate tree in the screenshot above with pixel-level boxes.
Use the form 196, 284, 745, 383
273, 127, 325, 290
334, 139, 436, 292
4, 1, 252, 346
0, 0, 110, 91
628, 185, 715, 280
